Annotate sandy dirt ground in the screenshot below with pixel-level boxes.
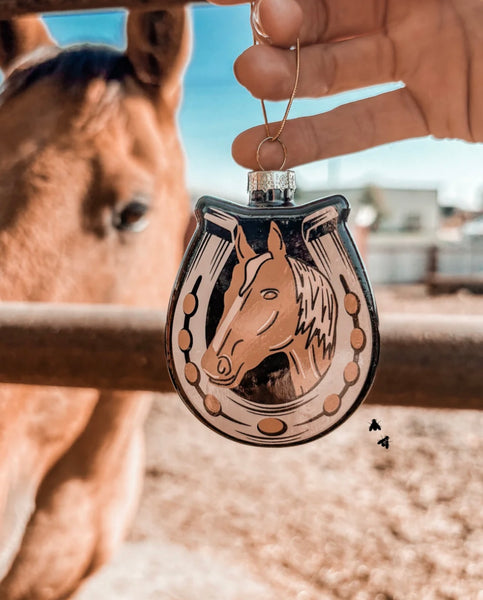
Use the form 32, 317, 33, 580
77, 287, 483, 600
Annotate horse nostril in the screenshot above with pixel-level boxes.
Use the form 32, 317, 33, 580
217, 355, 232, 376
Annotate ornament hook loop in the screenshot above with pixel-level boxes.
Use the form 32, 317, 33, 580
256, 136, 287, 171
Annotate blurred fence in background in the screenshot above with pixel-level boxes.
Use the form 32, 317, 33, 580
367, 238, 483, 285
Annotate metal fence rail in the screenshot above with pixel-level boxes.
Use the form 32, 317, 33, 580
0, 303, 481, 410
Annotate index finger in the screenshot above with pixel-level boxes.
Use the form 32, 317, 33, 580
231, 90, 429, 169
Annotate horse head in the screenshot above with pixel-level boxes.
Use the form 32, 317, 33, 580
202, 221, 338, 399
202, 221, 299, 389
0, 10, 191, 599
0, 10, 190, 306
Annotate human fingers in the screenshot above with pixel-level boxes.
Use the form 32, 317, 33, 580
253, 0, 303, 48
231, 89, 429, 169
209, 0, 302, 47
235, 33, 395, 100
210, 0, 386, 46
256, 0, 387, 46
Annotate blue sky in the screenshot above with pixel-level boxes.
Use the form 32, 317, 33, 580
15, 5, 483, 208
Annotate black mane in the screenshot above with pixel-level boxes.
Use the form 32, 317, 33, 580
1, 45, 136, 101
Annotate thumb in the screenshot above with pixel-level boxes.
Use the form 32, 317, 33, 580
209, 0, 302, 48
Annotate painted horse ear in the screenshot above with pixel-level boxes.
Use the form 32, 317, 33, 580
234, 224, 256, 263
0, 16, 55, 74
126, 8, 190, 106
267, 221, 286, 257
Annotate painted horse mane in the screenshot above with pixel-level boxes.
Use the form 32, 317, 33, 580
287, 256, 337, 358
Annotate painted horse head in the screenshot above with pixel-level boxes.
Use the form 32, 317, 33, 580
202, 221, 338, 399
0, 10, 190, 599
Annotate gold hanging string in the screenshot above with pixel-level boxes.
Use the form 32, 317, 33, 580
259, 37, 300, 144
250, 2, 300, 170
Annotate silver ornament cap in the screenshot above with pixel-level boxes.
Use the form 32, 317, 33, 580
248, 170, 296, 194
247, 170, 296, 206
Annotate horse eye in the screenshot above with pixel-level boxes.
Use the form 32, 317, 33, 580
261, 289, 279, 300
113, 200, 150, 233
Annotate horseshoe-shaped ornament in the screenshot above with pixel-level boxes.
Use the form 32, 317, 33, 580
166, 171, 379, 447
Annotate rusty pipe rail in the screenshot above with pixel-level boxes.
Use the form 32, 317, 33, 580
0, 0, 201, 18
0, 303, 481, 409
0, 303, 168, 391
372, 313, 482, 409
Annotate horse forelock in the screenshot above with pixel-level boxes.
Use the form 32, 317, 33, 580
0, 45, 136, 106
239, 253, 271, 296
287, 257, 337, 357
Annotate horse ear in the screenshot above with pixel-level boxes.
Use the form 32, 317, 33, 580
126, 8, 190, 107
234, 225, 256, 263
267, 222, 286, 257
0, 16, 55, 74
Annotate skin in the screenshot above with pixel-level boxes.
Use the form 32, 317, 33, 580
211, 0, 483, 169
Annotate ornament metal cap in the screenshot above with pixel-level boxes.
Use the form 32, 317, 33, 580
248, 170, 296, 194
248, 170, 296, 206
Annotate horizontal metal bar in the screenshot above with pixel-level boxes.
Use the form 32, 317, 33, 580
0, 303, 168, 391
427, 274, 483, 295
0, 303, 481, 409
373, 313, 482, 410
0, 0, 197, 19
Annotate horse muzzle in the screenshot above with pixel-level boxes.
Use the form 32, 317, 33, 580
201, 351, 243, 387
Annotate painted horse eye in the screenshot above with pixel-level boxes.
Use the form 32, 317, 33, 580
113, 200, 150, 233
261, 289, 279, 300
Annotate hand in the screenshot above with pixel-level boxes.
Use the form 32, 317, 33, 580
210, 0, 483, 170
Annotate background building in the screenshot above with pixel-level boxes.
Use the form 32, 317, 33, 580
296, 186, 483, 285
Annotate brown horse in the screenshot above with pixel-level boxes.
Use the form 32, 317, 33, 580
202, 222, 338, 399
0, 10, 190, 599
